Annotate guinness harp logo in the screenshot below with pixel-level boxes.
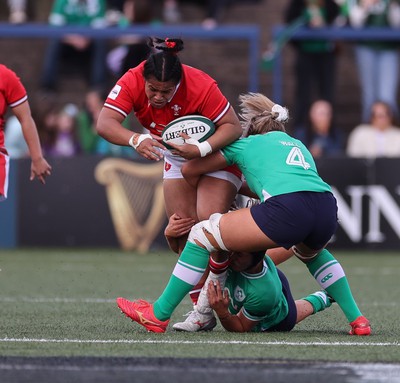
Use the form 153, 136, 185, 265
95, 158, 166, 253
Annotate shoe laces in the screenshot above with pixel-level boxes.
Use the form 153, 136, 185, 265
183, 310, 201, 321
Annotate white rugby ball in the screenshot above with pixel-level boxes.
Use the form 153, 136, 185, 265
161, 115, 215, 149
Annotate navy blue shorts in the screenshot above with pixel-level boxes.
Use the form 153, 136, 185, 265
250, 191, 338, 250
263, 269, 297, 332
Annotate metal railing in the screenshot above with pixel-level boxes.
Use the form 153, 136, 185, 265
0, 22, 261, 92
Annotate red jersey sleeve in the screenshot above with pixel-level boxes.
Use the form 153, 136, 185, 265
198, 82, 230, 124
104, 63, 145, 118
0, 64, 27, 133
180, 66, 230, 124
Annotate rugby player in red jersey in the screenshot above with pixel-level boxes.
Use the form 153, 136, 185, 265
0, 64, 51, 201
97, 37, 243, 329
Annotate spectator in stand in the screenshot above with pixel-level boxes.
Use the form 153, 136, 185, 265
294, 99, 344, 158
44, 103, 81, 157
33, 102, 59, 155
106, 0, 152, 79
77, 89, 138, 156
163, 0, 181, 24
77, 90, 103, 154
40, 0, 108, 94
7, 0, 28, 24
347, 0, 400, 122
105, 0, 125, 25
346, 100, 400, 158
200, 0, 264, 29
284, 0, 340, 129
201, 0, 230, 29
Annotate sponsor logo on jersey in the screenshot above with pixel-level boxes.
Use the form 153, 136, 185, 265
108, 84, 121, 100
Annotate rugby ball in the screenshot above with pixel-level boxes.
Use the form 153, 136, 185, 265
161, 115, 215, 149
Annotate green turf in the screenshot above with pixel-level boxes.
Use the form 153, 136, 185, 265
0, 248, 399, 362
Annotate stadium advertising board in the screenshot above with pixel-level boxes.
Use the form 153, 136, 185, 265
0, 157, 399, 250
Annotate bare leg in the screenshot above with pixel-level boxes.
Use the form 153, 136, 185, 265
267, 248, 294, 266
295, 300, 315, 323
163, 177, 197, 253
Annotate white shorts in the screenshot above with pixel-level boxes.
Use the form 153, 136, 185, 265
0, 149, 10, 201
163, 150, 242, 191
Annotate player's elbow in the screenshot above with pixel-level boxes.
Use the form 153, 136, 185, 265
96, 116, 115, 140
95, 119, 106, 137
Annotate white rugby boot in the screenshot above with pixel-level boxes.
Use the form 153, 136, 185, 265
172, 306, 217, 332
196, 270, 228, 314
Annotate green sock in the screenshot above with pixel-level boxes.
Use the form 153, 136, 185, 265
303, 291, 332, 314
306, 249, 362, 322
153, 242, 210, 321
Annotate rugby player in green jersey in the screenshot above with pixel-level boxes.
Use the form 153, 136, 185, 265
207, 250, 332, 333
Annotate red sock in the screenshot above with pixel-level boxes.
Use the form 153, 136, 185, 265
209, 257, 230, 274
189, 282, 204, 305
189, 265, 210, 305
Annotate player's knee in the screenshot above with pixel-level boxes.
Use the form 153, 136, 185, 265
188, 213, 228, 252
291, 245, 319, 262
188, 222, 216, 252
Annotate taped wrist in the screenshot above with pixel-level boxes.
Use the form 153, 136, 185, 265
185, 138, 212, 157
129, 133, 152, 150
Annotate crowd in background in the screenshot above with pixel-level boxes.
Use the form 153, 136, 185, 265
3, 0, 400, 160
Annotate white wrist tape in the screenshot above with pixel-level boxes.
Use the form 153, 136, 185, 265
185, 138, 212, 157
129, 134, 152, 150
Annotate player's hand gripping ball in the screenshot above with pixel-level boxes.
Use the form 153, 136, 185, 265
161, 115, 215, 149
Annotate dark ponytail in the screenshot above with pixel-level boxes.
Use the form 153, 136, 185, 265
143, 37, 184, 84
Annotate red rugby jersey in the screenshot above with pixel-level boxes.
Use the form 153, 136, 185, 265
0, 64, 28, 147
104, 62, 230, 137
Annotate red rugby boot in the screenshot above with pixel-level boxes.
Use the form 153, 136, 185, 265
349, 316, 371, 336
117, 297, 169, 333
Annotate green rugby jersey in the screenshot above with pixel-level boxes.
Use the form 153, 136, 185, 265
221, 131, 331, 201
225, 256, 289, 332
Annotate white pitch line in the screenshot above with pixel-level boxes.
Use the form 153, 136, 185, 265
0, 297, 398, 306
0, 297, 115, 303
0, 338, 399, 347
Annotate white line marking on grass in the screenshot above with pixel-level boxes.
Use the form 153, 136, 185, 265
0, 338, 399, 347
0, 297, 399, 307
0, 297, 115, 303
0, 297, 398, 306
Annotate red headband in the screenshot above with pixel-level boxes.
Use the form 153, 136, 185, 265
165, 38, 176, 48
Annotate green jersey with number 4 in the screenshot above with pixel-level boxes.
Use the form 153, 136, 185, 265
221, 131, 331, 202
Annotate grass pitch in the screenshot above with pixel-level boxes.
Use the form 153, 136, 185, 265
0, 248, 399, 363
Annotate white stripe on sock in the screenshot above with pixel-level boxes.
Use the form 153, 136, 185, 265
315, 263, 345, 289
312, 291, 328, 305
173, 262, 205, 285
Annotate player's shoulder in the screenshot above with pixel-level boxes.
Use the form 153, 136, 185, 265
182, 64, 216, 84
0, 64, 14, 77
122, 63, 145, 83
109, 64, 145, 103
0, 64, 20, 88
